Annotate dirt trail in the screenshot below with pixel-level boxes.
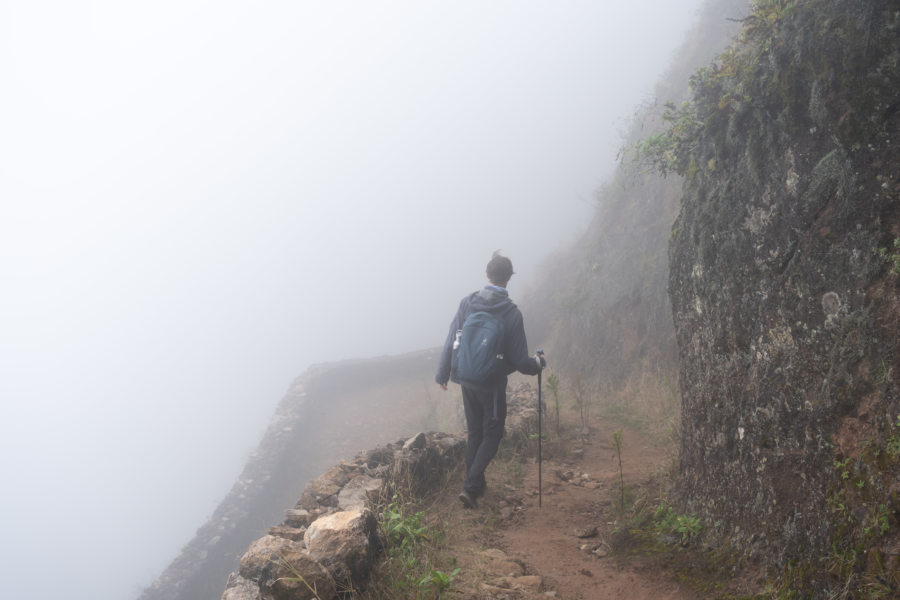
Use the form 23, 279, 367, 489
498, 420, 694, 600
432, 417, 700, 600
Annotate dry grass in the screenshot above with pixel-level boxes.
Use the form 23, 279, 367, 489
595, 369, 681, 446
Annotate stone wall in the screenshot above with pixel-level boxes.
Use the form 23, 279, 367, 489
220, 385, 539, 599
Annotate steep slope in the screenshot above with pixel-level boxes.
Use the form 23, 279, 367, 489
522, 0, 747, 408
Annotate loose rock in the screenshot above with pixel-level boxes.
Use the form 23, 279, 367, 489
574, 526, 598, 538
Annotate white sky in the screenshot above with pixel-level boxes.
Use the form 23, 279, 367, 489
0, 1, 708, 598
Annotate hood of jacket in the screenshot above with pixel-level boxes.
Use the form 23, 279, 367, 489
468, 285, 515, 314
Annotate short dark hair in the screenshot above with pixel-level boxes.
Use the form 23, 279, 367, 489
486, 251, 514, 287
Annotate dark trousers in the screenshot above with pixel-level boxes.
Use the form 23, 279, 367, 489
461, 385, 506, 495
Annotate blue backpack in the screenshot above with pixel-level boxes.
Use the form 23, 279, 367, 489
453, 310, 506, 384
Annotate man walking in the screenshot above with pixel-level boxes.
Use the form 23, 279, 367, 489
436, 252, 544, 509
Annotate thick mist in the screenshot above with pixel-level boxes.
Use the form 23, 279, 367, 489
0, 2, 707, 598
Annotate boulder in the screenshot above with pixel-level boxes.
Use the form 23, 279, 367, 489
391, 445, 446, 494
431, 433, 465, 458
236, 535, 335, 600
304, 508, 380, 585
298, 465, 354, 508
364, 446, 395, 468
337, 475, 383, 511
479, 548, 525, 578
403, 432, 427, 450
574, 526, 598, 539
267, 525, 307, 543
284, 508, 313, 527
507, 575, 542, 593
221, 573, 260, 600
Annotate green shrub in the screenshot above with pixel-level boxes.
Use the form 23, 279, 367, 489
654, 503, 702, 544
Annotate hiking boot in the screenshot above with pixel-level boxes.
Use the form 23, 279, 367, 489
458, 490, 478, 509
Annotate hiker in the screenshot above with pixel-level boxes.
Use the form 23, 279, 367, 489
435, 252, 545, 509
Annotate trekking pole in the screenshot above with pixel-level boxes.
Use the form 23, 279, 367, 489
536, 350, 545, 508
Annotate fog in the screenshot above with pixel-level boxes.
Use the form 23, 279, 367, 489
0, 2, 705, 598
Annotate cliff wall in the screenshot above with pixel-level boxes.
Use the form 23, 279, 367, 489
665, 0, 900, 592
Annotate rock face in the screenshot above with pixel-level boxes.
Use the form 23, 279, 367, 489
668, 0, 900, 586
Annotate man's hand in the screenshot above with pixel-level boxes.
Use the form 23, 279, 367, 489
439, 383, 448, 391
535, 350, 546, 370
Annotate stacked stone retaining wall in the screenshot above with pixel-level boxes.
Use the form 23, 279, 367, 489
221, 384, 539, 599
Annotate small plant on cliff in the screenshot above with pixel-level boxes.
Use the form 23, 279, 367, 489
875, 238, 900, 276
833, 457, 851, 480
417, 567, 460, 596
887, 414, 900, 459
814, 434, 900, 599
654, 503, 702, 545
367, 493, 461, 599
382, 497, 429, 552
630, 100, 702, 177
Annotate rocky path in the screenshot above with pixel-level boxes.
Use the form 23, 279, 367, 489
432, 416, 700, 599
